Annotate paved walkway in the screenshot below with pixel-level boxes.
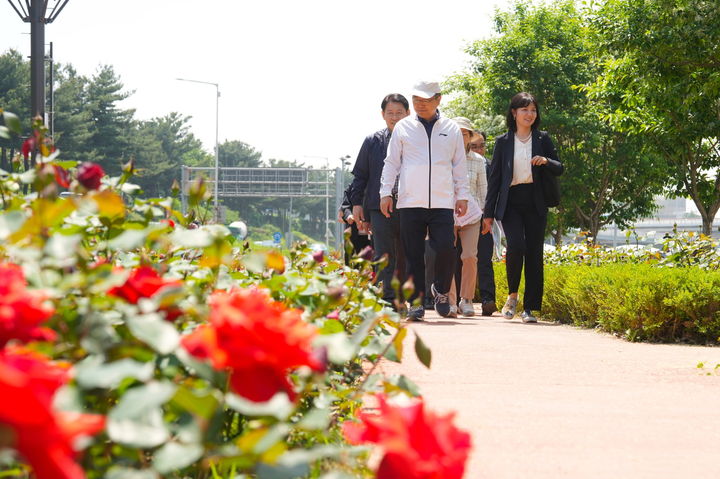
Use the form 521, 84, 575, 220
379, 308, 720, 479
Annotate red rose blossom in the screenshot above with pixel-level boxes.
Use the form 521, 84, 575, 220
53, 165, 70, 188
77, 162, 105, 190
108, 266, 181, 304
181, 287, 322, 401
343, 394, 472, 479
0, 347, 105, 479
0, 263, 56, 348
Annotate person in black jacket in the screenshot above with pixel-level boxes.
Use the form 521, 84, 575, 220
338, 183, 372, 262
349, 93, 410, 305
482, 92, 564, 323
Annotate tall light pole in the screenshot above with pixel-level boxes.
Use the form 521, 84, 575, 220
7, 0, 70, 126
176, 78, 220, 223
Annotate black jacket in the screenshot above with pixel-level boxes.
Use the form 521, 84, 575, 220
349, 128, 391, 211
484, 129, 564, 220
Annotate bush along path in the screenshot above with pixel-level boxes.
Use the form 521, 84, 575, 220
0, 112, 471, 479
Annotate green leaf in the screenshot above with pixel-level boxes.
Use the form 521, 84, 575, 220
414, 332, 432, 369
256, 462, 310, 479
171, 385, 220, 420
0, 211, 27, 240
297, 408, 330, 431
126, 313, 180, 354
108, 382, 176, 448
45, 233, 82, 263
108, 229, 148, 251
105, 467, 159, 479
75, 356, 154, 389
3, 111, 22, 135
320, 319, 345, 334
312, 333, 354, 364
153, 442, 204, 474
225, 392, 294, 420
110, 381, 177, 419
170, 228, 215, 248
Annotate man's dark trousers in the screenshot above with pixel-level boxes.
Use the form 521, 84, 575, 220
400, 208, 456, 303
476, 225, 496, 303
369, 206, 405, 302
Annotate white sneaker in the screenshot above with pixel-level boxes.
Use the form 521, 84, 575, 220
501, 296, 517, 319
458, 298, 475, 317
448, 305, 458, 318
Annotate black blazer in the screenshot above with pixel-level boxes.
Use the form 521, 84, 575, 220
483, 129, 564, 220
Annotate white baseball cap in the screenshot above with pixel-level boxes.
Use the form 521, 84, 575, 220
411, 80, 442, 99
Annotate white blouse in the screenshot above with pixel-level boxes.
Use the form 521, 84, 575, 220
511, 135, 533, 186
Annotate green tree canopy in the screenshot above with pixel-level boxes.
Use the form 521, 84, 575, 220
448, 0, 665, 241
585, 0, 720, 234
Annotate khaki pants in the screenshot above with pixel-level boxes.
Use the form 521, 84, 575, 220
449, 221, 481, 305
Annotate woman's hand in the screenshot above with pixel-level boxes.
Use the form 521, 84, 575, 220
481, 217, 494, 235
531, 155, 548, 166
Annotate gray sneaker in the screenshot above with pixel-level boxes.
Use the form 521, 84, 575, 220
501, 296, 517, 319
520, 310, 537, 323
458, 298, 475, 317
448, 305, 458, 318
406, 305, 425, 321
431, 283, 451, 318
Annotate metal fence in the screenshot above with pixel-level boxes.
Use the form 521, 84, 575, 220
180, 166, 344, 250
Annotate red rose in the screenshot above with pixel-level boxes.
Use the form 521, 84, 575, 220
181, 288, 322, 402
77, 162, 105, 190
108, 266, 183, 320
108, 266, 181, 304
0, 347, 105, 479
21, 135, 37, 159
0, 263, 56, 348
343, 394, 472, 479
53, 165, 70, 188
161, 219, 175, 229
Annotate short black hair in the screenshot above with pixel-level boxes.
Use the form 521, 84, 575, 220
474, 130, 487, 141
381, 93, 409, 112
506, 92, 541, 131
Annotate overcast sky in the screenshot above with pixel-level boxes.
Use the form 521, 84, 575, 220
1, 0, 509, 168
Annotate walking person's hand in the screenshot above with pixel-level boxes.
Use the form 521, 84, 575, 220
352, 205, 365, 224
455, 199, 468, 217
380, 196, 393, 218
531, 155, 549, 166
482, 217, 493, 235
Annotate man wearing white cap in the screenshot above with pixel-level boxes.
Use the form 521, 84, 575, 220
379, 81, 471, 320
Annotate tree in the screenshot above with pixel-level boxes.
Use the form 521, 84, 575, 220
84, 65, 135, 176
586, 0, 720, 235
52, 65, 93, 164
131, 113, 207, 197
447, 0, 665, 242
0, 50, 30, 167
219, 140, 262, 167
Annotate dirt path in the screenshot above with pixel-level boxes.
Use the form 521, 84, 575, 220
379, 309, 720, 479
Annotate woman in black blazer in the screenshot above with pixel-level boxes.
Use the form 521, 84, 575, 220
481, 92, 564, 323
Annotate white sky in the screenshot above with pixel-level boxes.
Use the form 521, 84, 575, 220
1, 0, 509, 169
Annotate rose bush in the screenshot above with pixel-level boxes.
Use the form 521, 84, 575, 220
0, 112, 471, 478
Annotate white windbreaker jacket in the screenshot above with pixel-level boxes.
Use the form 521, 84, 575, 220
379, 114, 471, 210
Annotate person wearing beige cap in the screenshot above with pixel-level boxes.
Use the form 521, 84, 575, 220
379, 80, 471, 321
446, 117, 485, 318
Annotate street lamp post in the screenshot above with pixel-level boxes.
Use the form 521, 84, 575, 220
176, 78, 220, 223
7, 0, 70, 125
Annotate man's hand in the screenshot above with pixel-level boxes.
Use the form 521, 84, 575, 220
346, 214, 355, 225
481, 217, 493, 235
531, 155, 549, 166
380, 196, 394, 218
352, 205, 365, 223
455, 199, 468, 217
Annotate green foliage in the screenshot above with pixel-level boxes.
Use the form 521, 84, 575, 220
447, 0, 666, 242
541, 264, 720, 343
584, 0, 720, 234
0, 113, 430, 478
